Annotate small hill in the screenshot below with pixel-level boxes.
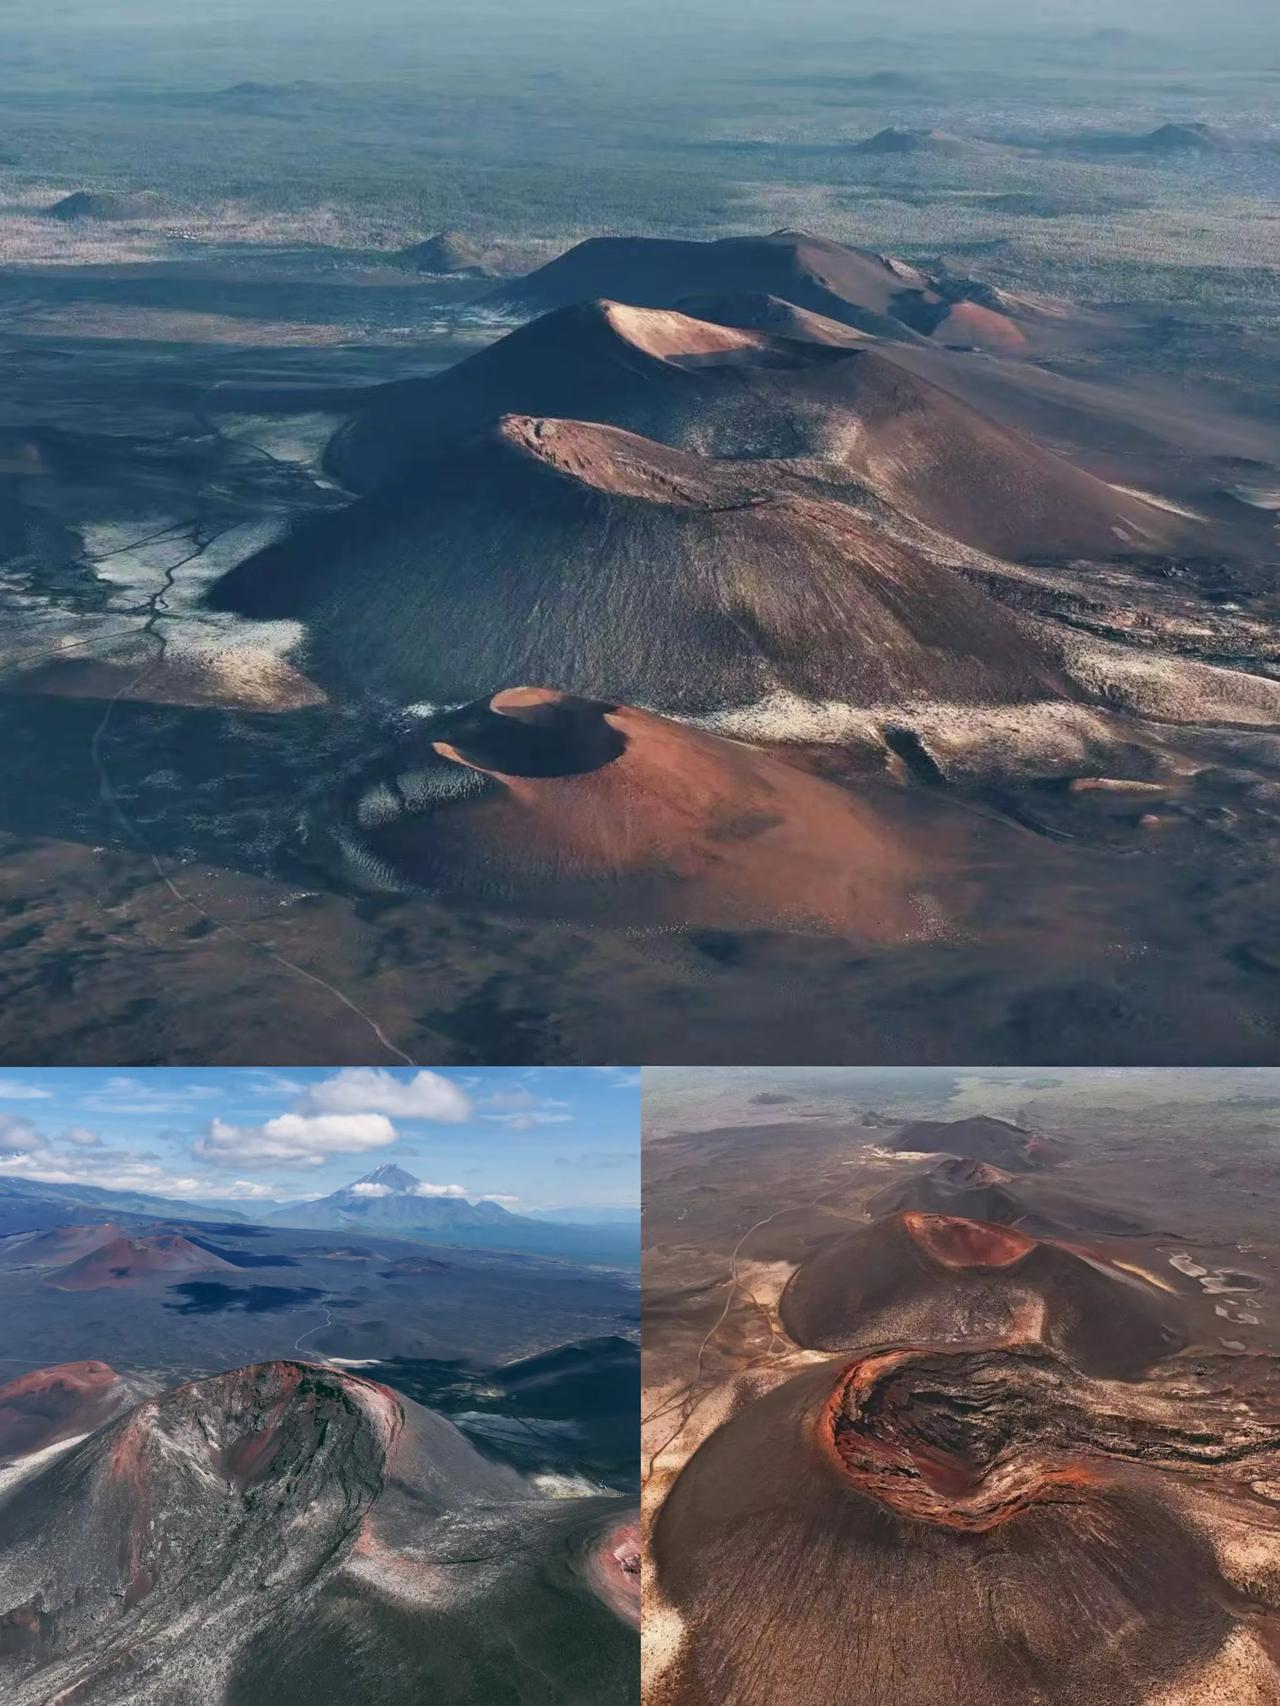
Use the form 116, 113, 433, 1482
866, 1155, 1150, 1236
380, 1255, 452, 1276
315, 301, 1177, 561
1129, 122, 1229, 153
780, 1210, 1187, 1377
44, 190, 171, 222
486, 229, 946, 338
48, 1233, 238, 1291
888, 1115, 1063, 1171
852, 127, 993, 157
1058, 122, 1232, 156
0, 1362, 138, 1462
7, 1222, 125, 1267
392, 231, 510, 277
306, 687, 945, 940
867, 1158, 1025, 1223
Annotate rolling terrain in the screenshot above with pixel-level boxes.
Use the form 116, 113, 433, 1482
642, 1069, 1280, 1706
264, 1162, 640, 1264
296, 687, 957, 937
0, 1160, 639, 1702
0, 1360, 638, 1705
0, 41, 1278, 1067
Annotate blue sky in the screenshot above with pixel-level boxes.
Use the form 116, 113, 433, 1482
0, 1068, 640, 1211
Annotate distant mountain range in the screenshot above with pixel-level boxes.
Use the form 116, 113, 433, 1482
263, 1166, 639, 1265
525, 1207, 640, 1227
0, 1170, 637, 1266
0, 1176, 251, 1237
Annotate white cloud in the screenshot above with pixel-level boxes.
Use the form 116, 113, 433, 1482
0, 1113, 38, 1147
61, 1126, 102, 1148
483, 1111, 573, 1131
481, 1193, 520, 1205
198, 1179, 281, 1201
0, 1140, 207, 1199
484, 1087, 537, 1110
350, 1181, 392, 1197
78, 1077, 223, 1115
413, 1181, 467, 1198
195, 1111, 398, 1170
0, 1079, 53, 1101
303, 1068, 472, 1122
246, 1072, 307, 1097
479, 1085, 574, 1131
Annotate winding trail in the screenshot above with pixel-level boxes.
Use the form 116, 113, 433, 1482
292, 1289, 336, 1356
642, 1189, 835, 1485
82, 521, 415, 1067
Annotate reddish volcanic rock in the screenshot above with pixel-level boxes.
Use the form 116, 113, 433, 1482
902, 1210, 1036, 1269
0, 1362, 128, 1461
48, 1233, 238, 1292
215, 402, 1082, 714
12, 1222, 124, 1266
326, 688, 954, 940
0, 1360, 635, 1704
780, 1210, 1187, 1376
652, 1346, 1280, 1706
936, 298, 1029, 350
0, 1361, 398, 1686
486, 230, 1005, 347
586, 1514, 641, 1627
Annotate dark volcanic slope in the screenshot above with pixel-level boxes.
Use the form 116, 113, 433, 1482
0, 1362, 138, 1462
0, 1362, 399, 1702
672, 292, 870, 347
44, 190, 169, 222
889, 1114, 1063, 1171
853, 127, 995, 156
304, 687, 946, 937
866, 1157, 1148, 1237
319, 302, 1173, 565
779, 1211, 1188, 1376
8, 1223, 126, 1267
486, 230, 1000, 343
652, 1347, 1280, 1706
393, 230, 504, 276
867, 1157, 1026, 1223
324, 299, 850, 490
214, 412, 1074, 713
0, 1358, 639, 1704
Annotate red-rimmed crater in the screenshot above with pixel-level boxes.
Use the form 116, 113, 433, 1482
820, 1345, 1106, 1530
651, 1346, 1280, 1706
780, 1211, 1186, 1376
901, 1211, 1035, 1269
1, 1361, 397, 1633
313, 689, 945, 941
